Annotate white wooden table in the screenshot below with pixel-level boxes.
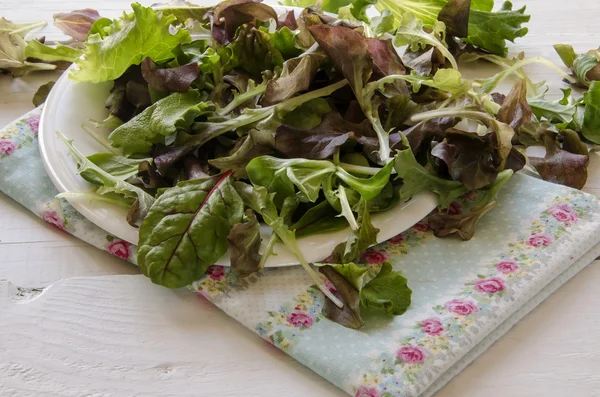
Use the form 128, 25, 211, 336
1, 1, 600, 396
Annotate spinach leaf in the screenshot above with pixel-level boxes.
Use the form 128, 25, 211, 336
137, 170, 244, 288
109, 91, 208, 156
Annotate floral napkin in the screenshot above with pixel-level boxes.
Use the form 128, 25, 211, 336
3, 107, 600, 397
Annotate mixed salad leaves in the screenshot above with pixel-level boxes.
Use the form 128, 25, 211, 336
2, 0, 599, 328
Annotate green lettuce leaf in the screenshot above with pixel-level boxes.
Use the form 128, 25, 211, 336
70, 3, 191, 83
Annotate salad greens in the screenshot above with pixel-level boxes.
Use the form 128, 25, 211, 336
4, 0, 600, 329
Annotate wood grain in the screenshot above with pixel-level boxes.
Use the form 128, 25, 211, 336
0, 276, 345, 397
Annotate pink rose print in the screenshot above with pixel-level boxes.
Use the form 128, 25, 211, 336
413, 220, 431, 232
106, 240, 131, 260
0, 139, 17, 156
495, 259, 519, 274
474, 277, 505, 293
28, 115, 40, 134
444, 298, 479, 316
527, 234, 552, 247
355, 386, 380, 397
361, 250, 388, 264
419, 317, 444, 336
324, 278, 337, 293
287, 311, 314, 328
42, 209, 65, 231
548, 203, 578, 223
396, 346, 426, 364
388, 233, 404, 244
206, 265, 226, 281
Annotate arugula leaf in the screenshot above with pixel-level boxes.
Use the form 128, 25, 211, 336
70, 3, 191, 83
246, 156, 337, 202
582, 81, 600, 144
332, 199, 379, 263
527, 88, 577, 125
25, 40, 83, 63
53, 9, 100, 41
235, 182, 344, 307
360, 262, 411, 315
228, 209, 262, 276
58, 132, 155, 228
109, 90, 207, 156
85, 153, 148, 182
138, 171, 243, 288
335, 160, 395, 200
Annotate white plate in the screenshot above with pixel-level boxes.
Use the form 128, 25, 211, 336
38, 9, 438, 267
